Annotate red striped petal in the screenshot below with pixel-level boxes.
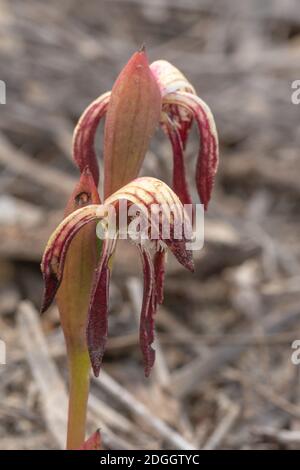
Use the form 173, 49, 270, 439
87, 238, 116, 377
73, 92, 110, 186
40, 204, 105, 313
138, 247, 156, 377
154, 248, 166, 305
150, 60, 195, 97
165, 118, 192, 206
166, 103, 194, 152
163, 92, 219, 210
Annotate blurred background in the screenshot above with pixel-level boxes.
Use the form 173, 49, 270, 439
0, 0, 300, 450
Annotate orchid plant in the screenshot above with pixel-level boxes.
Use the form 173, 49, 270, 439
40, 48, 218, 449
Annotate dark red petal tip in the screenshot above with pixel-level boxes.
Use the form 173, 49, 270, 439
40, 271, 60, 314
166, 239, 194, 273
87, 265, 110, 377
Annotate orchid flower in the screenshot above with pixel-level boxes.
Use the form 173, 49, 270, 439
40, 48, 218, 449
41, 177, 193, 377
73, 49, 219, 209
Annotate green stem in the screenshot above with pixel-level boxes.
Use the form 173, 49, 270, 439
66, 348, 90, 450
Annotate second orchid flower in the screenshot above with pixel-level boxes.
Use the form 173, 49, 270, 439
73, 48, 219, 208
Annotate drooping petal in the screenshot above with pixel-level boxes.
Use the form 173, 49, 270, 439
154, 247, 166, 305
163, 92, 219, 210
40, 204, 105, 313
138, 246, 156, 377
86, 237, 116, 377
104, 49, 161, 198
73, 92, 111, 186
138, 246, 167, 377
85, 178, 192, 378
164, 117, 192, 206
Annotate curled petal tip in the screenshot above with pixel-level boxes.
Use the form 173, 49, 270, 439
181, 251, 194, 273
139, 43, 146, 53
166, 240, 194, 273
176, 248, 194, 273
